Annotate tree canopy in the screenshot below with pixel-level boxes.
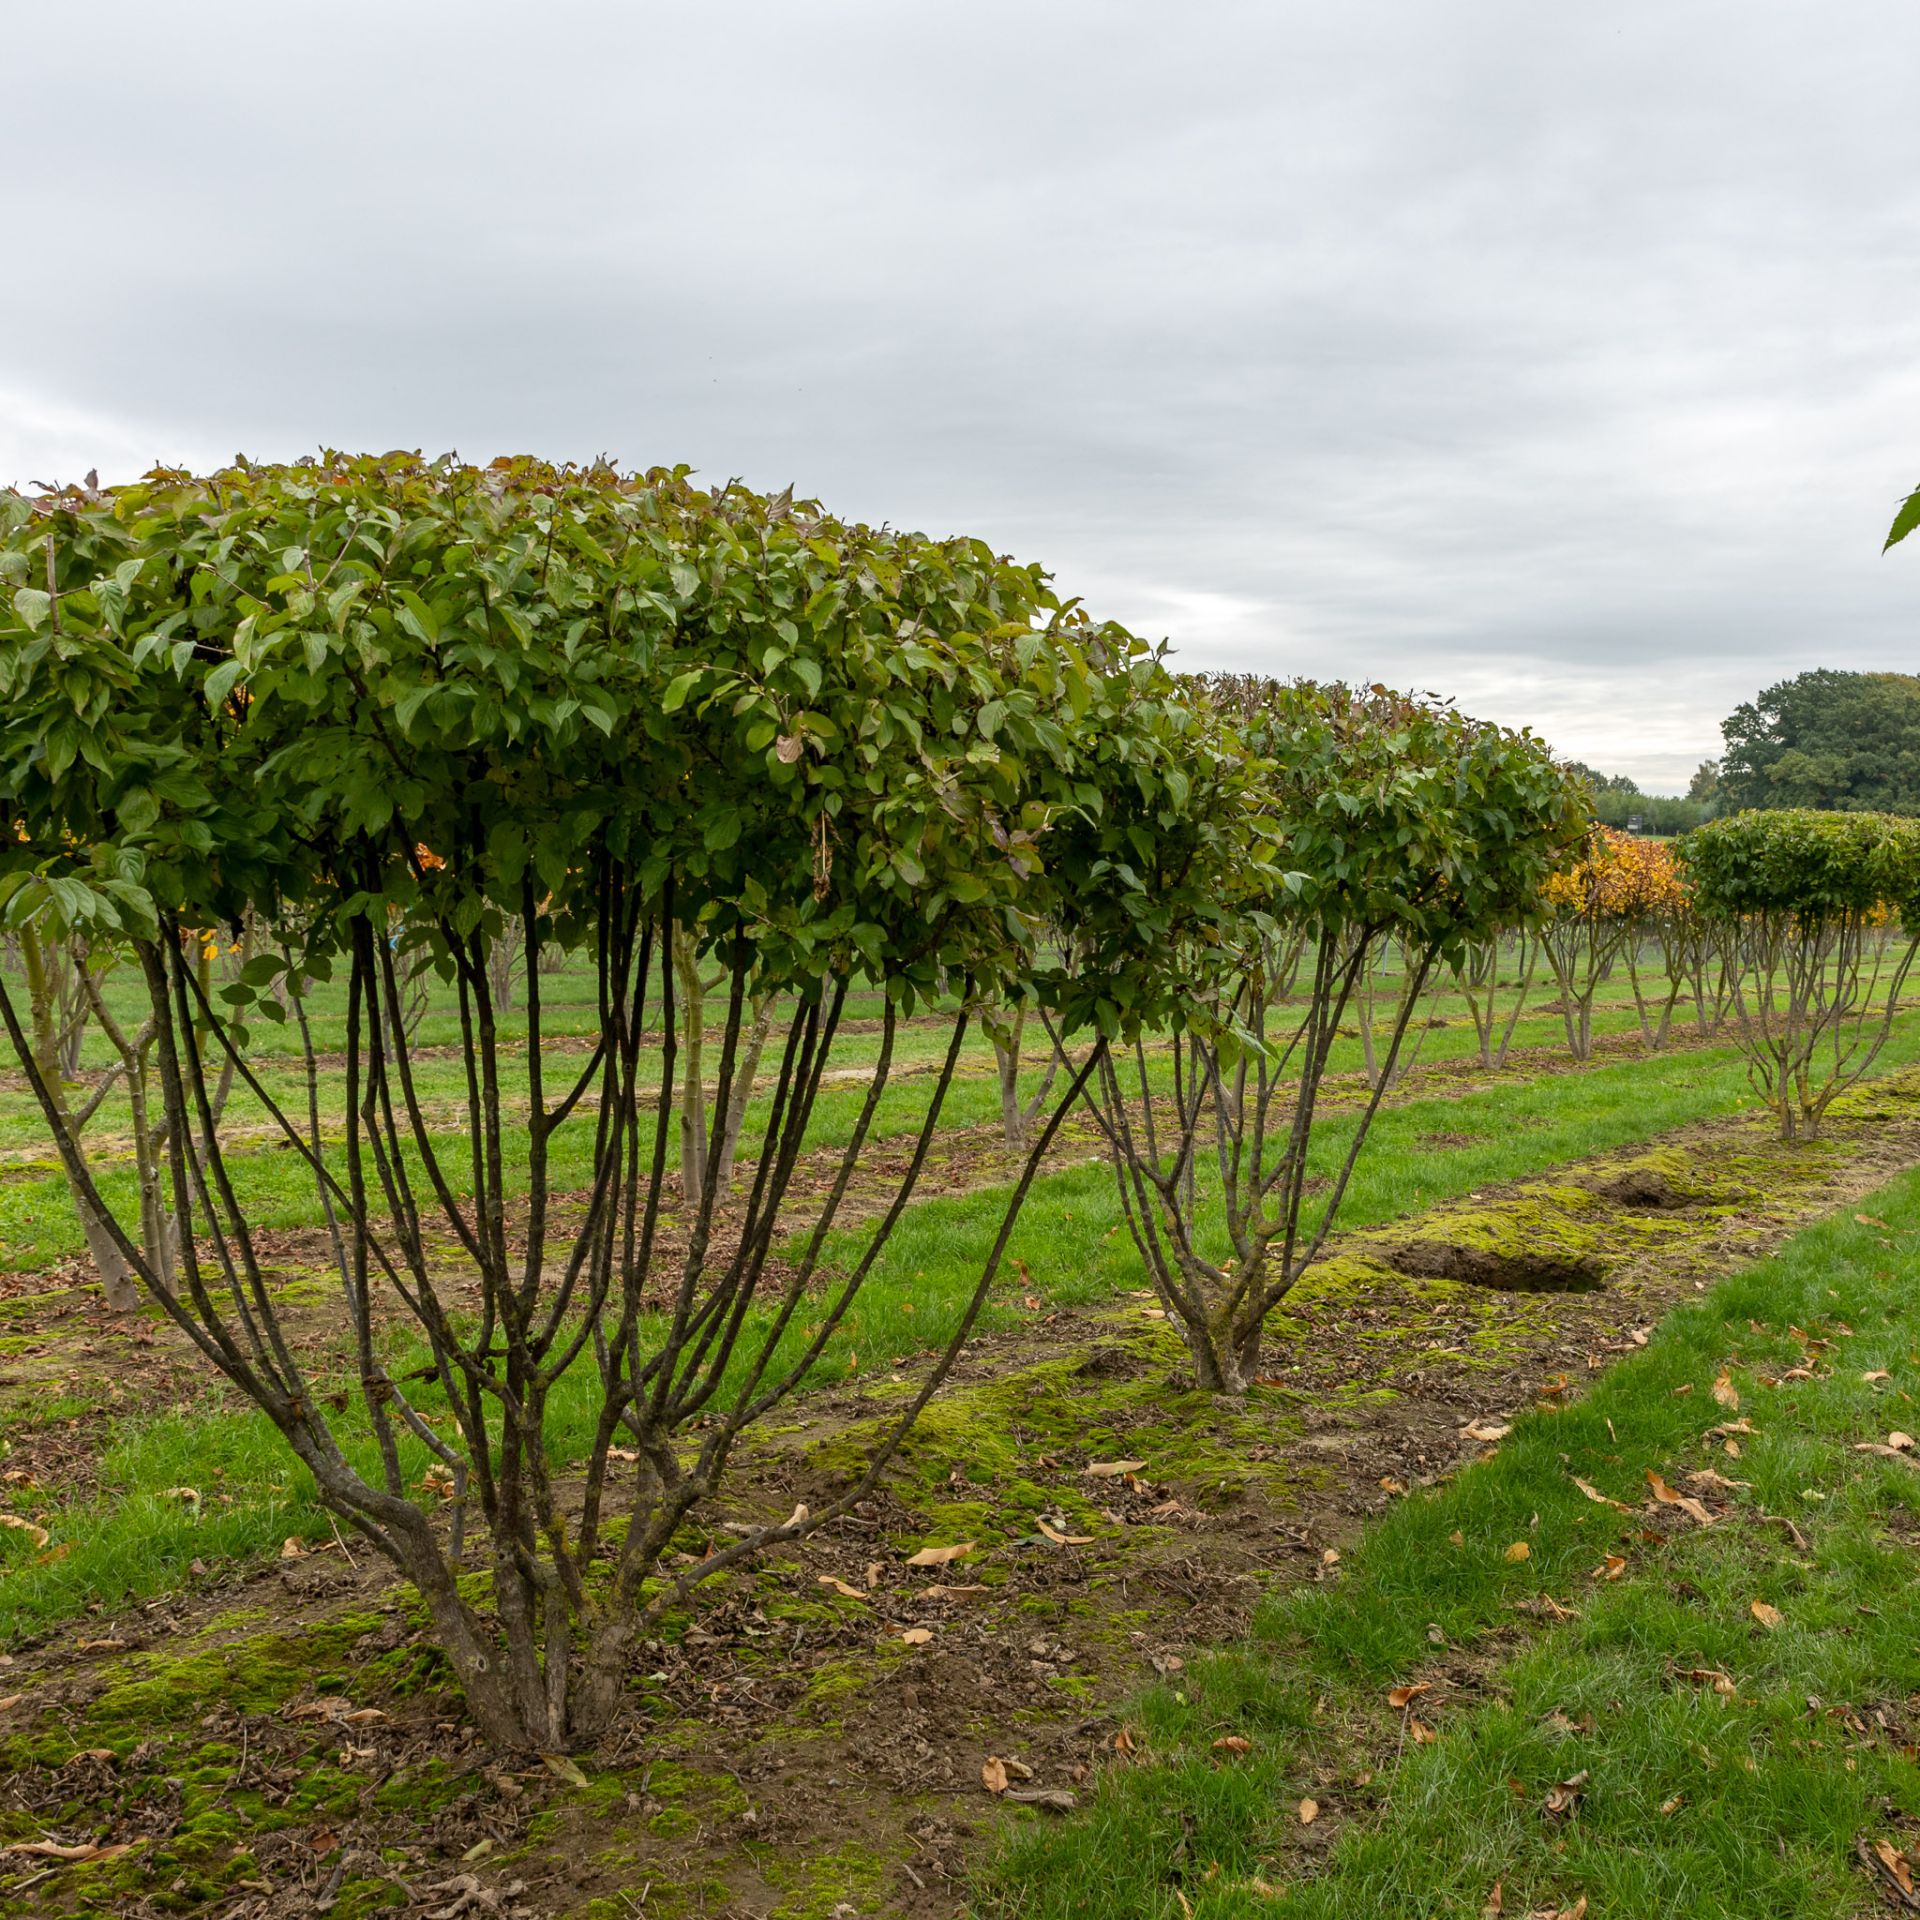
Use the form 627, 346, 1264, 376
1717, 670, 1920, 817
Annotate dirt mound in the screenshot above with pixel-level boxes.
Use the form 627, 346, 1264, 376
1595, 1167, 1693, 1210
1382, 1240, 1606, 1291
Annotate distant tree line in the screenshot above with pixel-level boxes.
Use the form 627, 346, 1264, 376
1573, 668, 1920, 829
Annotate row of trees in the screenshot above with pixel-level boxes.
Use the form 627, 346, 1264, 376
0, 456, 1581, 1752
2, 456, 1915, 1756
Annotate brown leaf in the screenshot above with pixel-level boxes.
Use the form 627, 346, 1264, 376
1645, 1471, 1714, 1526
1408, 1717, 1438, 1745
914, 1582, 989, 1600
1388, 1682, 1431, 1709
1543, 1769, 1589, 1817
1711, 1370, 1740, 1411
1596, 1554, 1629, 1580
1482, 1879, 1504, 1917
1750, 1600, 1784, 1630
905, 1541, 975, 1567
1863, 1370, 1892, 1384
1571, 1476, 1631, 1512
817, 1576, 867, 1601
1679, 1666, 1738, 1695
0, 1513, 50, 1550
1873, 1839, 1916, 1897
898, 1627, 933, 1646
1004, 1786, 1077, 1811
1298, 1796, 1319, 1824
1113, 1726, 1137, 1755
982, 1756, 1008, 1795
1503, 1541, 1532, 1563
1035, 1519, 1096, 1547
279, 1537, 307, 1560
1463, 1421, 1512, 1442
0, 1694, 24, 1712
1892, 1431, 1917, 1452
63, 1748, 113, 1766
1, 1840, 139, 1862
1683, 1469, 1751, 1493
1085, 1460, 1147, 1478
1659, 1794, 1684, 1815
1212, 1735, 1252, 1755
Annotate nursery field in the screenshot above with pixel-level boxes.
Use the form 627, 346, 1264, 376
3, 960, 1920, 1919
9, 458, 1920, 1920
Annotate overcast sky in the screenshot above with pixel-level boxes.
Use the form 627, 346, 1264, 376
7, 2, 1917, 791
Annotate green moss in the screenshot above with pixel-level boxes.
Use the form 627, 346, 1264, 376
762, 1837, 892, 1917
90, 1612, 386, 1724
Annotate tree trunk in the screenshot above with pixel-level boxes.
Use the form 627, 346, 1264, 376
674, 926, 709, 1210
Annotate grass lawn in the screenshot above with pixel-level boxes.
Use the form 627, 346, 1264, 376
978, 1170, 1920, 1918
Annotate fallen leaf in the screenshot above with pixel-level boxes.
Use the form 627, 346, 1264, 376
1892, 1432, 1916, 1452
1321, 1548, 1341, 1566
1379, 1476, 1408, 1495
73, 1639, 123, 1653
899, 1627, 933, 1646
915, 1582, 989, 1600
163, 1485, 202, 1509
781, 1501, 810, 1530
1679, 1666, 1738, 1696
1005, 1786, 1077, 1812
1463, 1422, 1512, 1442
1407, 1717, 1437, 1744
63, 1748, 113, 1766
279, 1537, 307, 1560
1543, 1769, 1589, 1817
1113, 1726, 1137, 1755
1482, 1882, 1504, 1918
543, 1752, 590, 1789
1858, 1213, 1889, 1228
1503, 1541, 1532, 1563
1035, 1519, 1096, 1547
1448, 1530, 1465, 1548
0, 1694, 23, 1711
1150, 1652, 1185, 1676
1646, 1470, 1714, 1526
1750, 1600, 1785, 1630
1683, 1469, 1751, 1493
817, 1576, 868, 1600
1659, 1794, 1684, 1815
1869, 1838, 1916, 1898
0, 1840, 138, 1863
1298, 1796, 1319, 1824
1571, 1476, 1631, 1512
905, 1542, 975, 1568
0, 1514, 50, 1550
982, 1756, 1008, 1794
1762, 1512, 1812, 1550
1388, 1682, 1431, 1709
1212, 1735, 1252, 1755
1711, 1370, 1740, 1411
1863, 1370, 1892, 1384
1085, 1460, 1147, 1478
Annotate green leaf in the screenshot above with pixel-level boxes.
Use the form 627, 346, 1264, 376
661, 670, 702, 713
1886, 485, 1920, 553
11, 587, 51, 631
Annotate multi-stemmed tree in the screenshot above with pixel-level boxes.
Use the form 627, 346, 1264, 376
1057, 678, 1584, 1394
0, 455, 1167, 1751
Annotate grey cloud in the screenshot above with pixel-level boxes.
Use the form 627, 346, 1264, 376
7, 0, 1918, 789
